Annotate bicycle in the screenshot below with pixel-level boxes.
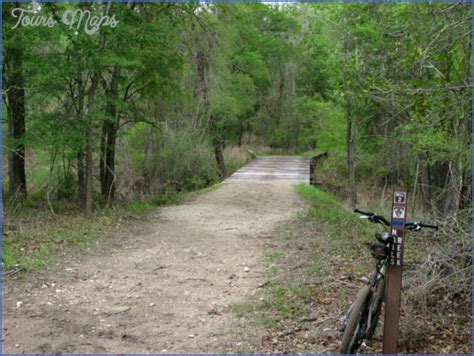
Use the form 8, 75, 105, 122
338, 208, 438, 354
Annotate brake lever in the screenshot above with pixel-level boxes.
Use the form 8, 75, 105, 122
412, 222, 421, 231
406, 223, 421, 231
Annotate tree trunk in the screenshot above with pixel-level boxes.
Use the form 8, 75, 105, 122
84, 8, 109, 213
100, 68, 119, 204
85, 128, 94, 214
84, 75, 100, 214
213, 136, 227, 178
443, 161, 461, 218
195, 47, 210, 134
7, 117, 14, 195
346, 101, 357, 208
419, 151, 432, 215
5, 14, 27, 198
460, 170, 471, 209
343, 16, 357, 208
102, 119, 117, 204
238, 120, 244, 147
73, 78, 87, 209
411, 160, 420, 214
100, 123, 106, 194
77, 149, 86, 208
348, 134, 357, 208
271, 67, 286, 126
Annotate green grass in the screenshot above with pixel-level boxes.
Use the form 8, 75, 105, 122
2, 214, 116, 273
234, 302, 256, 318
256, 284, 308, 325
263, 249, 284, 263
233, 281, 312, 327
295, 183, 371, 230
295, 183, 436, 265
298, 149, 329, 157
295, 183, 377, 260
304, 260, 329, 278
3, 180, 227, 276
269, 265, 279, 274
186, 182, 223, 198
295, 183, 353, 224
231, 184, 381, 332
252, 146, 298, 156
223, 146, 253, 175
118, 190, 188, 215
2, 139, 249, 278
210, 330, 226, 337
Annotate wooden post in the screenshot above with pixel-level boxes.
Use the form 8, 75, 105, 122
310, 156, 316, 186
247, 149, 257, 159
383, 188, 408, 354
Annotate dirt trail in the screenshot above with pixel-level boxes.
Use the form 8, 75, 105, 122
2, 156, 310, 354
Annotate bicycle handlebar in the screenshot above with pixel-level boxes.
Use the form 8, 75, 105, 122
354, 208, 438, 230
405, 222, 438, 231
354, 209, 390, 226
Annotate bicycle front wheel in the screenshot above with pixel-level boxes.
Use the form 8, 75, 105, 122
340, 285, 371, 354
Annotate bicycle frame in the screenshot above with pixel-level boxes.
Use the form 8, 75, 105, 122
338, 257, 386, 336
339, 209, 438, 354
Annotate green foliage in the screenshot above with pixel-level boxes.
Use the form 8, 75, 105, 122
223, 146, 252, 175
234, 281, 311, 326
120, 190, 186, 215
2, 2, 471, 272
2, 248, 17, 270
3, 2, 470, 205
295, 183, 349, 223
295, 183, 376, 258
295, 96, 346, 152
127, 126, 220, 192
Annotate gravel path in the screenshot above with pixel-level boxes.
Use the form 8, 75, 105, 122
2, 156, 309, 353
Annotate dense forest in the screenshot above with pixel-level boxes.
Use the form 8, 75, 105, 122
2, 1, 472, 353
3, 2, 470, 215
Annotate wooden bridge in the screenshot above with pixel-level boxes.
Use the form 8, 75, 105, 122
226, 156, 311, 183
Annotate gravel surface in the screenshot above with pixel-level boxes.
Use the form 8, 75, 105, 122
2, 156, 310, 353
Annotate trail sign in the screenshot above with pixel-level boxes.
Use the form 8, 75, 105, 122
383, 188, 407, 353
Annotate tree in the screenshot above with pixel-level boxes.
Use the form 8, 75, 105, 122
3, 2, 27, 198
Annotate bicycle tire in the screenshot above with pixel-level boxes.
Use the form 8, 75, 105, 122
366, 277, 385, 339
340, 285, 371, 354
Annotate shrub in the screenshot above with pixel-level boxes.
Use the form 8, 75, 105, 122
223, 145, 252, 175
127, 127, 220, 193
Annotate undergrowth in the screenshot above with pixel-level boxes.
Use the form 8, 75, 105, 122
2, 182, 224, 276
236, 183, 471, 353
297, 183, 471, 352
294, 183, 378, 259
2, 143, 252, 276
235, 184, 377, 330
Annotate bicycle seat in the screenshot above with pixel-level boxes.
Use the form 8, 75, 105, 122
375, 232, 393, 244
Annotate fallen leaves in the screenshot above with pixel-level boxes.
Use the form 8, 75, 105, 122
247, 216, 470, 354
